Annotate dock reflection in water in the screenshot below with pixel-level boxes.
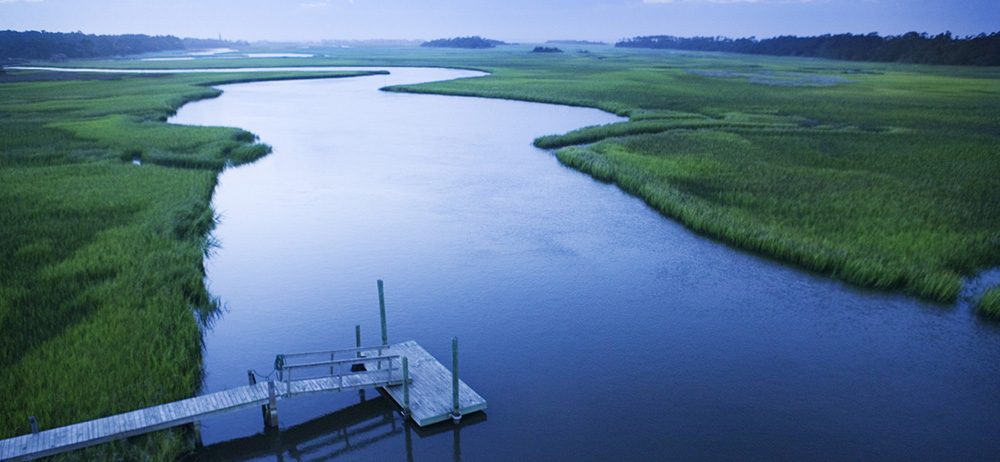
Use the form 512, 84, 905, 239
196, 392, 485, 462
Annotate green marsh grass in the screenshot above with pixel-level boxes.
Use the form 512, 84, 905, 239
979, 286, 1000, 317
0, 68, 383, 458
378, 48, 1000, 304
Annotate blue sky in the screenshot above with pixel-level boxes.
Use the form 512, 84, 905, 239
1, 0, 997, 43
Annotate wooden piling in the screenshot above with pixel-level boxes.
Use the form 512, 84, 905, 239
402, 357, 411, 417
378, 280, 387, 346
29, 416, 38, 434
355, 325, 362, 354
451, 337, 461, 422
193, 421, 203, 449
264, 380, 279, 428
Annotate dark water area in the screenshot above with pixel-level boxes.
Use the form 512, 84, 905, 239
170, 68, 1000, 461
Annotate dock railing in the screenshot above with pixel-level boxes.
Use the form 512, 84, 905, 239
275, 345, 401, 395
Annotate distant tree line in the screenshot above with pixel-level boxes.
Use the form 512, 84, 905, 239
616, 31, 1000, 66
531, 47, 563, 53
0, 30, 186, 60
0, 30, 252, 62
421, 36, 508, 49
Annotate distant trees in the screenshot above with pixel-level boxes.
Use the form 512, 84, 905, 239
421, 36, 508, 49
0, 30, 186, 60
616, 31, 1000, 66
531, 47, 563, 53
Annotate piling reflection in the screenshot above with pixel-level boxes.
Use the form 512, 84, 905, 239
195, 393, 485, 462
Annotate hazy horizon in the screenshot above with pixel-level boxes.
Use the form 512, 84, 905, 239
2, 0, 998, 44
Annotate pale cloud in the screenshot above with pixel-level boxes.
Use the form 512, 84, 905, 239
299, 2, 328, 8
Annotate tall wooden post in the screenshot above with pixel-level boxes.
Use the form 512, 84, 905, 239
378, 279, 388, 346
402, 356, 411, 418
451, 337, 461, 423
355, 324, 362, 355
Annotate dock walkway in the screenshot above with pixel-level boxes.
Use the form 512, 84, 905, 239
0, 341, 484, 461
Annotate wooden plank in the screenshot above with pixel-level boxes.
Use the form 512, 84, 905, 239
53, 427, 67, 450
74, 420, 89, 443
220, 390, 237, 409
229, 387, 246, 405
229, 389, 245, 406
21, 435, 35, 459
29, 431, 42, 455
123, 411, 138, 432
238, 387, 254, 404
149, 406, 165, 427
110, 417, 123, 436
209, 392, 228, 411
219, 391, 234, 409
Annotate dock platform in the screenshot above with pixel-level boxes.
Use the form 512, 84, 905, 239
370, 341, 487, 427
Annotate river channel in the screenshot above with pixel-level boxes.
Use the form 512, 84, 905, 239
169, 67, 1000, 461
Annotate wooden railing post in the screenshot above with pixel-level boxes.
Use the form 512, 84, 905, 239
29, 416, 38, 434
247, 370, 256, 385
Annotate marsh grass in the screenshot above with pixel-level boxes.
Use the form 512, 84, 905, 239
0, 68, 382, 457
979, 286, 1000, 317
380, 48, 1000, 305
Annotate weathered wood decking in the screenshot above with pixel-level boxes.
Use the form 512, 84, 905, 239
0, 341, 485, 461
370, 341, 488, 427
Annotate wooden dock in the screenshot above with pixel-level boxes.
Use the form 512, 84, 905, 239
0, 342, 485, 461
370, 341, 488, 427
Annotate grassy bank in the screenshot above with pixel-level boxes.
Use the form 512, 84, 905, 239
0, 68, 383, 458
374, 48, 1000, 304
980, 286, 1000, 317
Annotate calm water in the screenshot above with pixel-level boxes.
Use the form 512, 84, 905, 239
170, 68, 1000, 461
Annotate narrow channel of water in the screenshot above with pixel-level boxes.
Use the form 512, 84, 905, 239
170, 68, 1000, 461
